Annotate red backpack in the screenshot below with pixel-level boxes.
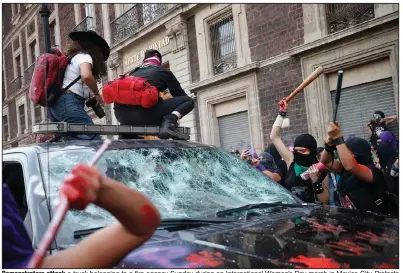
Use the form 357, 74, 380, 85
29, 47, 80, 107
102, 75, 159, 108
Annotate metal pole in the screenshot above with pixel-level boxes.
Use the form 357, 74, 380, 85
39, 4, 51, 53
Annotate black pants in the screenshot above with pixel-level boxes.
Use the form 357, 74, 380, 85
114, 96, 194, 139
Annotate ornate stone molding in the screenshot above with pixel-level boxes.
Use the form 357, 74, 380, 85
165, 15, 187, 54
108, 51, 123, 77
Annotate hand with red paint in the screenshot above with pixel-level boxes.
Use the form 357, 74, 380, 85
327, 122, 341, 140
60, 164, 102, 210
308, 165, 320, 182
278, 97, 288, 113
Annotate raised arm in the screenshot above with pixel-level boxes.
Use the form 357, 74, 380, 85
383, 115, 397, 125
319, 136, 343, 174
327, 122, 374, 183
270, 98, 293, 166
42, 165, 160, 268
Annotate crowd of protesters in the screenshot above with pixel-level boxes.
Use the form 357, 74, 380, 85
234, 98, 398, 217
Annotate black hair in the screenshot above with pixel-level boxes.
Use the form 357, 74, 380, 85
144, 49, 162, 63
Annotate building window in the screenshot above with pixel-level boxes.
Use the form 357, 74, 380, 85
27, 20, 35, 37
18, 104, 26, 134
79, 3, 94, 31
29, 41, 37, 64
3, 115, 9, 141
11, 55, 22, 92
50, 21, 57, 46
326, 4, 375, 34
15, 55, 22, 78
209, 12, 237, 75
12, 38, 20, 51
34, 104, 42, 124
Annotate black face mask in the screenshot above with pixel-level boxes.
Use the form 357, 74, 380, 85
293, 151, 318, 167
293, 134, 318, 167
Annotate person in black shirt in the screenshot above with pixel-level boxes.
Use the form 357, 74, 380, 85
114, 50, 194, 139
320, 122, 392, 215
266, 144, 288, 182
270, 98, 329, 204
367, 110, 397, 148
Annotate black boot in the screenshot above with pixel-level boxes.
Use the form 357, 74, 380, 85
159, 114, 179, 139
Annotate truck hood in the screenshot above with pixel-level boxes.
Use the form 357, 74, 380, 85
115, 206, 398, 269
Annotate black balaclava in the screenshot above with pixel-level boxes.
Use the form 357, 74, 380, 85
345, 137, 372, 166
377, 142, 398, 171
267, 144, 281, 161
293, 134, 318, 167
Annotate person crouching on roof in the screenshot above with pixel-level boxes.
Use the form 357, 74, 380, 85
114, 50, 195, 140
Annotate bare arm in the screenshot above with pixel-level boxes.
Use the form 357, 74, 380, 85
319, 138, 343, 174
42, 167, 160, 268
383, 115, 397, 125
261, 170, 282, 182
80, 63, 100, 95
316, 176, 329, 205
270, 99, 294, 166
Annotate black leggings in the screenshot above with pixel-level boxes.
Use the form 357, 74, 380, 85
114, 96, 194, 138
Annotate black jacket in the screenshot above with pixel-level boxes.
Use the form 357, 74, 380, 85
130, 65, 187, 97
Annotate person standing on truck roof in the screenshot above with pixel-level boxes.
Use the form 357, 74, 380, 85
48, 30, 110, 140
3, 164, 160, 268
113, 49, 195, 140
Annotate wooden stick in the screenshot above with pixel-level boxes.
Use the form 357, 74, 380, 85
286, 66, 324, 103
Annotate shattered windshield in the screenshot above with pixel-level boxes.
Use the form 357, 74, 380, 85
39, 145, 296, 245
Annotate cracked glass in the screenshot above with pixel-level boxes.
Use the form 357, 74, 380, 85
40, 145, 296, 246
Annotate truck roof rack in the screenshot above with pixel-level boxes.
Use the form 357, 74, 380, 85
32, 122, 191, 140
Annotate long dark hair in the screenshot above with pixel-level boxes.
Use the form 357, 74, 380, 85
65, 40, 107, 81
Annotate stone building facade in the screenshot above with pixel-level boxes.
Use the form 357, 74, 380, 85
2, 4, 399, 151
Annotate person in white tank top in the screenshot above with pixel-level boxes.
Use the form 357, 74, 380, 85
47, 30, 110, 140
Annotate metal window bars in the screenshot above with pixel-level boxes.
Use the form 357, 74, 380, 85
19, 104, 26, 133
72, 16, 94, 32
110, 4, 170, 46
210, 12, 237, 75
326, 4, 375, 34
3, 116, 9, 140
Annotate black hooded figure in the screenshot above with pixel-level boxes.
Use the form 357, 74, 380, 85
283, 134, 327, 203
266, 144, 288, 181
336, 137, 389, 213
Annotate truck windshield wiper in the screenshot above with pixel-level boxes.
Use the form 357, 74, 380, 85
157, 217, 238, 230
216, 201, 313, 217
74, 217, 238, 238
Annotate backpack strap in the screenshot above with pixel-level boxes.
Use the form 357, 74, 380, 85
63, 76, 81, 92
62, 52, 82, 92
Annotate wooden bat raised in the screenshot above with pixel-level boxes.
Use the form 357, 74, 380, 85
286, 66, 324, 103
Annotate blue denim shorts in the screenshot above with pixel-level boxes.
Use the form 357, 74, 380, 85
48, 93, 101, 140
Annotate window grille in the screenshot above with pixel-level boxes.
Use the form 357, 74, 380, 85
3, 115, 9, 140
209, 12, 237, 75
326, 4, 374, 34
19, 104, 26, 133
